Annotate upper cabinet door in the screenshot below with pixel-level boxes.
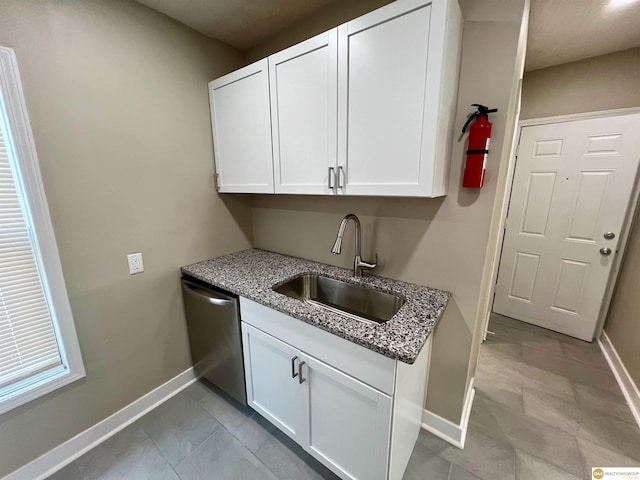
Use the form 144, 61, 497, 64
338, 0, 461, 197
209, 59, 274, 193
269, 31, 338, 194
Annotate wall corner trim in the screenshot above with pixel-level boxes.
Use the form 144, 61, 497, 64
598, 332, 640, 428
3, 368, 197, 480
421, 379, 475, 449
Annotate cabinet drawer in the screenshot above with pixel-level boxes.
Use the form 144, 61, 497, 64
239, 297, 396, 395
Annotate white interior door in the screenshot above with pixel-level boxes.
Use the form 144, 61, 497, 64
494, 113, 640, 341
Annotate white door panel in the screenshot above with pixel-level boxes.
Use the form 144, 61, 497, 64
241, 323, 307, 444
337, 1, 432, 196
270, 31, 338, 194
303, 354, 391, 480
495, 113, 640, 340
208, 60, 274, 193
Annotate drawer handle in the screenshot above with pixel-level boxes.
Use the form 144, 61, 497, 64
182, 280, 234, 306
328, 167, 335, 190
298, 361, 306, 384
291, 356, 298, 379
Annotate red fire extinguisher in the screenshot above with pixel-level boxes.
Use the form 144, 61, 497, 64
461, 104, 498, 188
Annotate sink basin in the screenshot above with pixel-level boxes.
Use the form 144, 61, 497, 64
273, 274, 405, 324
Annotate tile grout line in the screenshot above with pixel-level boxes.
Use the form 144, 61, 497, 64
515, 447, 585, 480
566, 381, 638, 426
445, 460, 453, 480
191, 385, 303, 478
483, 317, 640, 477
252, 433, 315, 480
522, 383, 640, 444
172, 424, 222, 472
470, 395, 587, 477
177, 391, 291, 480
137, 422, 176, 472
491, 318, 609, 364
573, 432, 590, 479
160, 385, 226, 472
193, 386, 333, 477
484, 340, 607, 378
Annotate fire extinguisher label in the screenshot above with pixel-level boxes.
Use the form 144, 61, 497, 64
483, 138, 491, 169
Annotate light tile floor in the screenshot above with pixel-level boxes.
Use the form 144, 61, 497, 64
49, 314, 640, 480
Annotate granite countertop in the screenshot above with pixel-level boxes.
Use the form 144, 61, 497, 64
181, 249, 450, 364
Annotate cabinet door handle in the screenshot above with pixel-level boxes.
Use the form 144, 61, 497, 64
337, 166, 345, 189
298, 361, 306, 384
291, 356, 299, 379
328, 167, 335, 190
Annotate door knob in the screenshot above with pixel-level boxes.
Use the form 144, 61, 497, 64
603, 232, 615, 240
600, 247, 612, 256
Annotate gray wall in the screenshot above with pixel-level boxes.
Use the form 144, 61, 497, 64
246, 1, 528, 423
521, 47, 640, 119
520, 47, 640, 388
0, 0, 252, 476
606, 214, 640, 387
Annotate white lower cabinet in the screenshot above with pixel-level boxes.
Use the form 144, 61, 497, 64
240, 297, 433, 480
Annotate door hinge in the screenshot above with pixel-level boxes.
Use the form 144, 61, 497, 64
515, 143, 520, 157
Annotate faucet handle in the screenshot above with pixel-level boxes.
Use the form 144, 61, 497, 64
359, 253, 377, 270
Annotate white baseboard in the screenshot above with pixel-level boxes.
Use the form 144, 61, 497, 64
4, 367, 197, 480
598, 332, 640, 428
421, 379, 475, 449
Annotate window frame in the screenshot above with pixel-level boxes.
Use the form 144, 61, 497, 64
0, 46, 85, 415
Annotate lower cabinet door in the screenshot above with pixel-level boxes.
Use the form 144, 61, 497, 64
241, 323, 307, 444
303, 354, 392, 480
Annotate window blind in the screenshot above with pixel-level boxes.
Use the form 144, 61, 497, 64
0, 111, 62, 390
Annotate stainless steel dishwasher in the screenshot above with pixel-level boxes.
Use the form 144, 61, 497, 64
181, 277, 246, 405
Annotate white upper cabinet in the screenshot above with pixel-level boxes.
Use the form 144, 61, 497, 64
208, 59, 274, 193
337, 0, 462, 197
207, 0, 462, 197
270, 31, 338, 194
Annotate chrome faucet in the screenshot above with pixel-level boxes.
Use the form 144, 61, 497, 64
331, 214, 377, 278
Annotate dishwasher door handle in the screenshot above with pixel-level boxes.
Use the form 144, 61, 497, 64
182, 280, 235, 306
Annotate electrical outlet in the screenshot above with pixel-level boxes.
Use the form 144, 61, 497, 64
127, 252, 144, 275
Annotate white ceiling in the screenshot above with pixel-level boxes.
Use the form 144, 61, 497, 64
527, 0, 640, 70
136, 0, 640, 70
135, 0, 340, 50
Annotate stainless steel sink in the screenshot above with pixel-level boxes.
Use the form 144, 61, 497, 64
273, 274, 405, 324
